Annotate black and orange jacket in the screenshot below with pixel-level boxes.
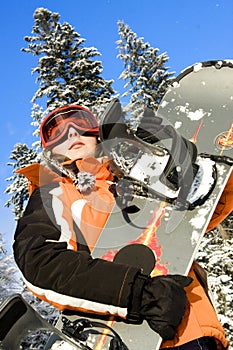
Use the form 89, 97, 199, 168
14, 158, 140, 318
13, 158, 232, 349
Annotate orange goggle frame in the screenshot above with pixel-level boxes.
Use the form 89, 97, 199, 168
40, 106, 99, 148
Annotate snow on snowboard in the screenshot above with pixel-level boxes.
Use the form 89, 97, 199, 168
1, 60, 232, 350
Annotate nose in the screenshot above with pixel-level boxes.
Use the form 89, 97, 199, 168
68, 127, 80, 139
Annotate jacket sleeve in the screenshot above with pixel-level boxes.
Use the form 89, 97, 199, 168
13, 184, 139, 317
206, 170, 233, 232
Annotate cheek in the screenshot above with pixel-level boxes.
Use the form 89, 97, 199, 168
51, 142, 69, 156
85, 138, 98, 155
88, 138, 98, 148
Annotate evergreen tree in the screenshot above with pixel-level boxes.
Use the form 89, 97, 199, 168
5, 144, 38, 218
0, 233, 22, 303
6, 8, 115, 219
196, 222, 233, 345
117, 21, 174, 125
23, 7, 115, 132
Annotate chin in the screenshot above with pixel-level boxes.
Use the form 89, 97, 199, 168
67, 150, 94, 160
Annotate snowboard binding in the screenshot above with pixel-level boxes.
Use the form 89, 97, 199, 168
61, 316, 129, 350
100, 99, 217, 210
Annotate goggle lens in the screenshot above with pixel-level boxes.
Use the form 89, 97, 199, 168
41, 109, 99, 147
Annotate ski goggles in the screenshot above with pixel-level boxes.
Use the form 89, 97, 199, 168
40, 106, 99, 148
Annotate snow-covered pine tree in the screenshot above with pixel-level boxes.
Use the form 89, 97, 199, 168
0, 233, 22, 303
23, 7, 115, 131
6, 7, 115, 219
196, 220, 233, 346
5, 144, 38, 218
117, 21, 174, 125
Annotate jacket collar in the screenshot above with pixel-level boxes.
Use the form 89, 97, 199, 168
16, 157, 114, 191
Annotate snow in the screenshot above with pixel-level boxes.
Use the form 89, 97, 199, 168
174, 121, 182, 129
191, 230, 200, 245
189, 206, 209, 229
172, 81, 180, 88
187, 157, 215, 204
193, 62, 203, 72
196, 227, 233, 346
129, 152, 178, 198
160, 100, 169, 108
51, 340, 77, 350
220, 275, 232, 283
186, 108, 205, 120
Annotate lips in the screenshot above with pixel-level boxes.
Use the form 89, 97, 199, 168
69, 141, 84, 150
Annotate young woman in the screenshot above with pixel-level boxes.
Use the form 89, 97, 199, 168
13, 104, 231, 349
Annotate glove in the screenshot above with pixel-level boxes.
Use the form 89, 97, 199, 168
127, 274, 193, 340
141, 275, 192, 339
136, 108, 169, 144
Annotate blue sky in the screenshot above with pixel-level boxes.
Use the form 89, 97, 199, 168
1, 0, 233, 252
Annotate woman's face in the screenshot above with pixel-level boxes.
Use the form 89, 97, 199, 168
52, 126, 97, 160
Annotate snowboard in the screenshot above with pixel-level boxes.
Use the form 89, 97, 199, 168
50, 60, 233, 350
1, 60, 232, 350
